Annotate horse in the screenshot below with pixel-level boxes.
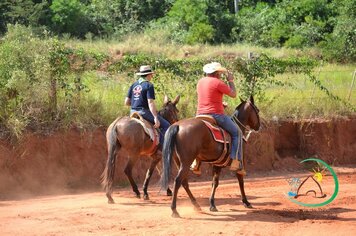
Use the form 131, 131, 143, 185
161, 95, 260, 217
102, 95, 180, 203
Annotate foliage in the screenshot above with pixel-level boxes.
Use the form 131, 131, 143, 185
0, 0, 49, 34
0, 0, 355, 61
0, 25, 107, 137
319, 0, 356, 62
0, 25, 355, 138
87, 0, 172, 38
50, 0, 91, 37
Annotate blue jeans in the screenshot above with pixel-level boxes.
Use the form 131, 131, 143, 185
130, 109, 170, 148
211, 114, 240, 160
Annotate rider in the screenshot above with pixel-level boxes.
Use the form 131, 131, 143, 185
125, 65, 170, 150
191, 62, 243, 174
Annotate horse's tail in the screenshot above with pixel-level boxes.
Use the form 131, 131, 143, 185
101, 119, 121, 194
161, 124, 179, 190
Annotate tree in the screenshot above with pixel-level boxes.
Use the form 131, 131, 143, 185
0, 0, 48, 34
50, 0, 91, 37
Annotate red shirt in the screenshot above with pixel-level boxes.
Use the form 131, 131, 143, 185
196, 76, 231, 115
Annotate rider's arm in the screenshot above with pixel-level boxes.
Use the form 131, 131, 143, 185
124, 97, 131, 106
226, 71, 237, 98
148, 98, 160, 128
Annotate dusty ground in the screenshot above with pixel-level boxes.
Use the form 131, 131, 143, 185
1, 167, 355, 236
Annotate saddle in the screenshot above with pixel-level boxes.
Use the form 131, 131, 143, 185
130, 112, 159, 156
195, 115, 232, 167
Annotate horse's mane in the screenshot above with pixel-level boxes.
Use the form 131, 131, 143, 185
235, 101, 246, 111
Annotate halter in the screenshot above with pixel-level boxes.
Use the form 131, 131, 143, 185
231, 101, 260, 142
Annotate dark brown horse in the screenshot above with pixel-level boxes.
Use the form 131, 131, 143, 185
161, 95, 260, 217
102, 95, 180, 203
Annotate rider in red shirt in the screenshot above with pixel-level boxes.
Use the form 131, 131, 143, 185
192, 62, 243, 174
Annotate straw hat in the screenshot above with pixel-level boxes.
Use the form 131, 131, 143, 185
203, 62, 227, 74
136, 65, 154, 75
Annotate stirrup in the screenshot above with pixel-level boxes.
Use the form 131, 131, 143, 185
190, 159, 201, 176
230, 159, 240, 171
237, 169, 247, 176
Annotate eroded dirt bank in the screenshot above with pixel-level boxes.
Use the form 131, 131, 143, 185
1, 117, 355, 199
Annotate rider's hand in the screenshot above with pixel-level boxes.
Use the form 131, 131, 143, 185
222, 101, 228, 108
227, 71, 234, 82
154, 117, 160, 128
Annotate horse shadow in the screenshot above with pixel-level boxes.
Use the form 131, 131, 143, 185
187, 207, 356, 223
196, 195, 282, 208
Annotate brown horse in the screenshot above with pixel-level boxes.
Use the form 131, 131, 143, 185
102, 95, 180, 203
161, 95, 260, 217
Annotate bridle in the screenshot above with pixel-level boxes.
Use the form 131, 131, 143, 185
231, 101, 260, 142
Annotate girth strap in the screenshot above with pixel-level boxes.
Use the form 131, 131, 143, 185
201, 120, 231, 167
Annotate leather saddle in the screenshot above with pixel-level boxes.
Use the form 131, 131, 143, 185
195, 115, 232, 167
130, 112, 159, 156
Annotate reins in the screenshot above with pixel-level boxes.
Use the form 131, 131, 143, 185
231, 101, 260, 142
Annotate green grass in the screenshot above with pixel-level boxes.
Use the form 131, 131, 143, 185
65, 36, 356, 122
259, 63, 356, 118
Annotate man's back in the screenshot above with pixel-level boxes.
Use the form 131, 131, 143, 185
197, 76, 230, 115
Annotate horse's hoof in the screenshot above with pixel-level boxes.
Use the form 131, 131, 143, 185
210, 206, 218, 212
243, 203, 253, 209
171, 211, 181, 218
166, 189, 173, 196
194, 206, 202, 212
106, 194, 115, 204
143, 195, 149, 200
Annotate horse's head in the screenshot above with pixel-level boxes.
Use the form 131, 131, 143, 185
232, 95, 260, 132
158, 95, 180, 124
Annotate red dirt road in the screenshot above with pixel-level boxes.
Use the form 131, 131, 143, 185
1, 168, 355, 236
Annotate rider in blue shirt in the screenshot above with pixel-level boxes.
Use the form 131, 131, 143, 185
125, 65, 170, 149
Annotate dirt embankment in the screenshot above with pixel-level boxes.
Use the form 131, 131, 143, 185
1, 117, 355, 199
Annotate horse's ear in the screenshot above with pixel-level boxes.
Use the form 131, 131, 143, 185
172, 95, 180, 105
239, 96, 245, 103
250, 95, 254, 104
163, 94, 169, 105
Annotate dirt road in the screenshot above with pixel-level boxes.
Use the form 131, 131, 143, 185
1, 169, 355, 236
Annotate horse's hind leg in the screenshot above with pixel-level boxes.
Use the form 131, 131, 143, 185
182, 178, 201, 212
142, 157, 160, 200
124, 157, 141, 198
209, 166, 222, 212
155, 160, 173, 196
236, 173, 252, 208
171, 167, 188, 218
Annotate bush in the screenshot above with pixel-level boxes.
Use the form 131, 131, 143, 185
0, 24, 51, 135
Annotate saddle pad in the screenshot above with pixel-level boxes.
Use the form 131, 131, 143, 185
202, 120, 230, 143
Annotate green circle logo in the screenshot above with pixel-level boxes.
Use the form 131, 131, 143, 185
286, 158, 339, 207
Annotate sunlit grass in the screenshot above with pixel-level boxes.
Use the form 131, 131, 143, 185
66, 35, 356, 121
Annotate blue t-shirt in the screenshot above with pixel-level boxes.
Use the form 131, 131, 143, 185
127, 78, 155, 110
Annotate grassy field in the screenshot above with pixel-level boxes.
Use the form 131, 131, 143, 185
67, 38, 355, 122
81, 62, 355, 124
66, 35, 356, 121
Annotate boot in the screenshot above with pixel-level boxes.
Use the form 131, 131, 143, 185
190, 159, 201, 176
230, 159, 240, 171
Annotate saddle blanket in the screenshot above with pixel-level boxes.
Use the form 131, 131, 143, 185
202, 120, 230, 143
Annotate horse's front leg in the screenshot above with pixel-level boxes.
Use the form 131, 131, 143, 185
209, 166, 222, 212
124, 157, 141, 198
142, 156, 161, 200
236, 173, 252, 208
